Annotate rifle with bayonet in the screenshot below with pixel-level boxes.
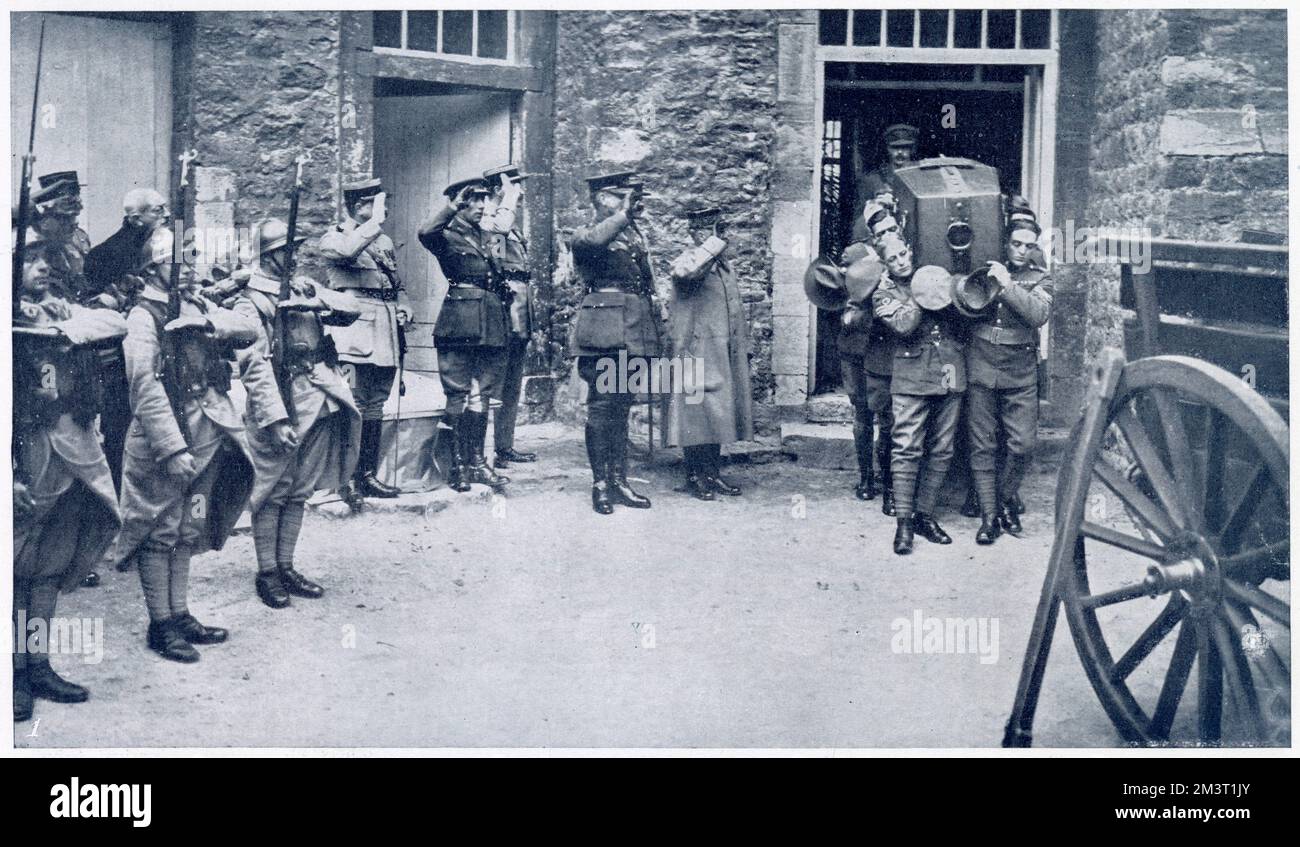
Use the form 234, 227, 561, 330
12, 18, 46, 322
273, 153, 311, 427
162, 149, 200, 445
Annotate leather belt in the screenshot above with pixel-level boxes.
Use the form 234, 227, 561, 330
972, 324, 1036, 346
350, 287, 400, 302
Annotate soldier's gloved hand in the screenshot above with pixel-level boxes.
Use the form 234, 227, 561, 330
452, 185, 476, 210
986, 261, 1011, 291
14, 481, 35, 521
271, 421, 299, 452
395, 305, 412, 326
371, 191, 388, 225
165, 451, 198, 480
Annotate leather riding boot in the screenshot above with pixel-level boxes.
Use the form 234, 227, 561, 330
466, 412, 509, 490
357, 420, 401, 498
586, 420, 614, 514
853, 412, 878, 500
445, 416, 471, 493
893, 518, 914, 555
912, 513, 953, 545
496, 447, 537, 467
876, 438, 896, 516
608, 415, 651, 508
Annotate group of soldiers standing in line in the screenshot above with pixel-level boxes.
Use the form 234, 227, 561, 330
819, 123, 1053, 555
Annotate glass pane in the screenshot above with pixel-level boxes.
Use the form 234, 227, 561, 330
442, 10, 473, 55
987, 10, 1016, 49
886, 10, 915, 47
1021, 9, 1051, 49
373, 11, 401, 49
953, 10, 981, 48
851, 10, 880, 46
407, 10, 439, 52
920, 10, 948, 48
818, 10, 847, 46
477, 10, 508, 59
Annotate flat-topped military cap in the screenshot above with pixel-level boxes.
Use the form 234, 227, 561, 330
343, 178, 383, 206
684, 206, 722, 227
32, 179, 83, 209
883, 124, 919, 147
442, 177, 490, 199
484, 164, 528, 182
585, 170, 637, 192
37, 170, 85, 189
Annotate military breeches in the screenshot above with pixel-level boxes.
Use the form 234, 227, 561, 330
264, 411, 340, 509
439, 347, 507, 418
891, 392, 962, 518
346, 363, 396, 422
968, 382, 1038, 511
494, 336, 529, 449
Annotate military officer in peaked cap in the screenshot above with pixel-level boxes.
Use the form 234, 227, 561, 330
30, 172, 93, 302
961, 217, 1053, 544
419, 176, 511, 493
871, 233, 967, 555
570, 170, 661, 515
480, 164, 539, 468
318, 177, 409, 506
854, 124, 918, 240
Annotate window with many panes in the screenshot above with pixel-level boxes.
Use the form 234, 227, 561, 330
819, 9, 1053, 51
373, 11, 514, 62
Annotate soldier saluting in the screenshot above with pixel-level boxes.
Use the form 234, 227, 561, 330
318, 178, 408, 506
419, 177, 510, 492
570, 171, 660, 514
480, 164, 539, 468
871, 233, 967, 555
233, 219, 364, 607
13, 233, 128, 722
961, 217, 1053, 544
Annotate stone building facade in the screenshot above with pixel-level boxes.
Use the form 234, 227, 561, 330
12, 9, 1288, 429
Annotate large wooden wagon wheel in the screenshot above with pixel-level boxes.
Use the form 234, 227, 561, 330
1053, 356, 1289, 745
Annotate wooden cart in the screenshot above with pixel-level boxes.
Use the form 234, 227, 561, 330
1004, 236, 1290, 746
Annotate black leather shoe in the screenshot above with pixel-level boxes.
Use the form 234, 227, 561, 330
960, 488, 981, 518
447, 464, 472, 493
912, 513, 953, 545
279, 567, 324, 599
173, 612, 229, 645
999, 504, 1023, 535
881, 487, 897, 517
467, 461, 509, 491
685, 473, 716, 502
28, 663, 90, 703
81, 571, 101, 588
591, 481, 614, 515
146, 620, 200, 663
854, 475, 878, 501
495, 448, 537, 467
255, 572, 291, 609
341, 481, 366, 512
976, 517, 1002, 546
707, 474, 741, 496
610, 475, 652, 508
14, 672, 33, 722
893, 520, 914, 555
1009, 493, 1026, 516
358, 471, 401, 499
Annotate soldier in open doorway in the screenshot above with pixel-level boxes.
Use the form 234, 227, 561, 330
318, 179, 409, 507
854, 123, 918, 238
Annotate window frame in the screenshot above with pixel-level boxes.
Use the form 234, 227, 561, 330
372, 10, 517, 65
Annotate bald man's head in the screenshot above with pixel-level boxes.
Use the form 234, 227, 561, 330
123, 188, 168, 231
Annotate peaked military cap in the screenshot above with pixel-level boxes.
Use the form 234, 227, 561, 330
38, 171, 85, 189
684, 206, 722, 227
343, 178, 383, 207
32, 179, 83, 212
585, 171, 637, 192
443, 177, 490, 200
883, 124, 919, 147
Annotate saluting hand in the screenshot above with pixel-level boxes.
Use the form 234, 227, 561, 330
372, 192, 388, 225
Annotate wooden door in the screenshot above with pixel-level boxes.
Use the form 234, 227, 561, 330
10, 12, 172, 244
373, 93, 513, 374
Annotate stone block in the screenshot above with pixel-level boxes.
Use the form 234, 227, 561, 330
780, 421, 855, 469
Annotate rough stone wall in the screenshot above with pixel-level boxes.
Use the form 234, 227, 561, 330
550, 11, 780, 410
1080, 9, 1288, 370
184, 11, 342, 279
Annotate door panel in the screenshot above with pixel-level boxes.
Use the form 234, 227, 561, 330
11, 12, 172, 244
374, 93, 512, 374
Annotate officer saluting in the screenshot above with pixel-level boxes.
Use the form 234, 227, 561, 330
570, 171, 660, 515
959, 217, 1053, 544
13, 233, 127, 721
233, 220, 364, 607
318, 178, 408, 505
871, 233, 967, 555
419, 177, 510, 493
480, 164, 539, 468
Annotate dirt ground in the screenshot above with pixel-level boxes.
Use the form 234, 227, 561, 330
13, 421, 1267, 749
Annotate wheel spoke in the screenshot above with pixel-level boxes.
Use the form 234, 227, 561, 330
1113, 406, 1188, 529
1194, 616, 1223, 744
1149, 388, 1203, 531
1094, 462, 1178, 542
1112, 595, 1189, 682
1223, 602, 1290, 710
1219, 467, 1272, 554
1080, 581, 1154, 610
1202, 409, 1228, 532
1150, 622, 1197, 741
1221, 540, 1290, 582
1210, 615, 1267, 744
1080, 521, 1167, 561
1222, 579, 1290, 628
